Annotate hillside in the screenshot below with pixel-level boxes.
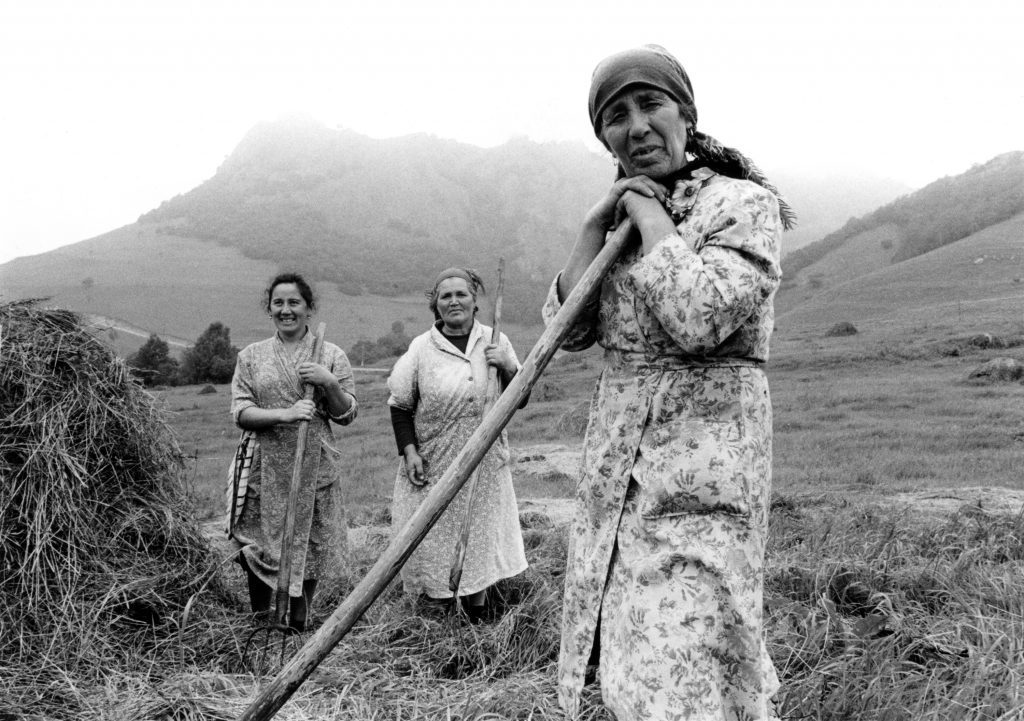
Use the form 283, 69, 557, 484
775, 211, 1024, 333
0, 117, 914, 349
0, 223, 459, 360
780, 151, 1024, 307
137, 118, 613, 322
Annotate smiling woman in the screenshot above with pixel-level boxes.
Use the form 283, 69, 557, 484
386, 266, 528, 621
229, 272, 358, 633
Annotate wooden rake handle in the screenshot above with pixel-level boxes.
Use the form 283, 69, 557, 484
274, 322, 327, 629
448, 258, 505, 596
238, 221, 633, 721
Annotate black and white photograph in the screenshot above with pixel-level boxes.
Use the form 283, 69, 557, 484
1, 1, 1022, 719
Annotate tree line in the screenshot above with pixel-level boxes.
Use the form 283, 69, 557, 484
128, 320, 415, 386
128, 322, 238, 387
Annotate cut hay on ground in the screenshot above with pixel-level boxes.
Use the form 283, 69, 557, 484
0, 301, 232, 720
4, 299, 1023, 720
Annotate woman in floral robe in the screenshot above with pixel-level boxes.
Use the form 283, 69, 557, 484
388, 267, 528, 618
545, 46, 795, 720
230, 273, 357, 632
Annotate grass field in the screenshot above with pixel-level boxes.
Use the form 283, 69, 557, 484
89, 307, 1018, 720
162, 314, 1024, 522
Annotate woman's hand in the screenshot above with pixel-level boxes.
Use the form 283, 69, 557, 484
484, 344, 516, 376
283, 398, 316, 423
297, 362, 336, 388
585, 175, 668, 232
403, 445, 426, 487
616, 186, 685, 255
559, 174, 670, 301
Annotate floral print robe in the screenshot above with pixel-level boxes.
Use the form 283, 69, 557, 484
230, 332, 357, 597
543, 167, 783, 720
387, 321, 528, 598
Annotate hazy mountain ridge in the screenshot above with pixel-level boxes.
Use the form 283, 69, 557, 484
139, 117, 614, 318
136, 117, 908, 320
2, 117, 967, 351
776, 211, 1024, 332
782, 151, 1024, 291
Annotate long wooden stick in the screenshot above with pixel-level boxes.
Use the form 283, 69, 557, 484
238, 221, 633, 721
273, 322, 327, 629
448, 258, 505, 596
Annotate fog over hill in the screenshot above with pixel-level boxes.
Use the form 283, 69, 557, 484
1, 117, 917, 348
779, 151, 1024, 314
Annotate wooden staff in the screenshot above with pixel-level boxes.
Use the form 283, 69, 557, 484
237, 221, 634, 721
448, 258, 505, 596
273, 322, 327, 630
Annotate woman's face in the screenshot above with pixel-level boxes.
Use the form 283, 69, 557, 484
599, 87, 689, 180
269, 283, 312, 339
436, 277, 475, 333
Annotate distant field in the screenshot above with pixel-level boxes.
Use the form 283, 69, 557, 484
0, 223, 536, 359
161, 313, 1024, 525
109, 308, 1024, 720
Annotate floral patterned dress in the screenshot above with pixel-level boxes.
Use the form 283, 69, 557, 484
387, 321, 528, 598
230, 331, 357, 597
543, 167, 783, 720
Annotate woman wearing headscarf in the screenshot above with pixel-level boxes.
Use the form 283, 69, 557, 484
387, 267, 528, 619
230, 272, 358, 632
544, 45, 794, 719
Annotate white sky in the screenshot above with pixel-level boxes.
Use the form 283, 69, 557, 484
1, 0, 1021, 265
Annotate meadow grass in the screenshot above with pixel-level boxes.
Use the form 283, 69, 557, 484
113, 316, 1024, 721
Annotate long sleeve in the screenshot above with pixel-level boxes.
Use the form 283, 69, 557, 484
322, 343, 358, 425
230, 348, 258, 425
390, 405, 417, 454
627, 182, 782, 356
541, 271, 600, 352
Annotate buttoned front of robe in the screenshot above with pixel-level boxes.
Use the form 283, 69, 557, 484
544, 167, 783, 720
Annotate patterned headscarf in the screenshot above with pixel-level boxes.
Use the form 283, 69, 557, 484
427, 267, 486, 321
589, 44, 796, 230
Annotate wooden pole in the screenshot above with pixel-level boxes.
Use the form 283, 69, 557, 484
273, 322, 327, 629
238, 221, 633, 721
448, 257, 505, 596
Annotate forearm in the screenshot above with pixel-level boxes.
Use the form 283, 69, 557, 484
237, 406, 294, 430
637, 214, 687, 256
557, 219, 606, 301
390, 405, 418, 454
320, 378, 353, 418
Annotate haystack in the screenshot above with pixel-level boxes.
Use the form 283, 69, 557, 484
0, 301, 225, 719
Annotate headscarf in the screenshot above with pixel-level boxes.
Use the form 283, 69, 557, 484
427, 267, 486, 321
589, 44, 796, 230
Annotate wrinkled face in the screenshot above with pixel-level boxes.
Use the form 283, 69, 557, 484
599, 87, 689, 180
436, 277, 475, 332
269, 283, 312, 337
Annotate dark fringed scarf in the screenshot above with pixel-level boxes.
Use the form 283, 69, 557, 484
591, 44, 796, 231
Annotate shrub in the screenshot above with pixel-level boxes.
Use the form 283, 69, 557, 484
127, 333, 180, 386
180, 322, 238, 384
826, 322, 859, 337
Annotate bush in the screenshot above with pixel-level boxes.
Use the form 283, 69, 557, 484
179, 322, 238, 384
127, 333, 180, 386
826, 322, 859, 337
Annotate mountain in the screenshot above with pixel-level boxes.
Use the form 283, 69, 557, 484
776, 211, 1024, 332
0, 117, 920, 354
778, 151, 1024, 314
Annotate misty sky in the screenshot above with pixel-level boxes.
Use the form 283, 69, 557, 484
1, 0, 1021, 265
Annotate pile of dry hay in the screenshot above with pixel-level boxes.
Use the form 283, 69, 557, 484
0, 301, 231, 719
